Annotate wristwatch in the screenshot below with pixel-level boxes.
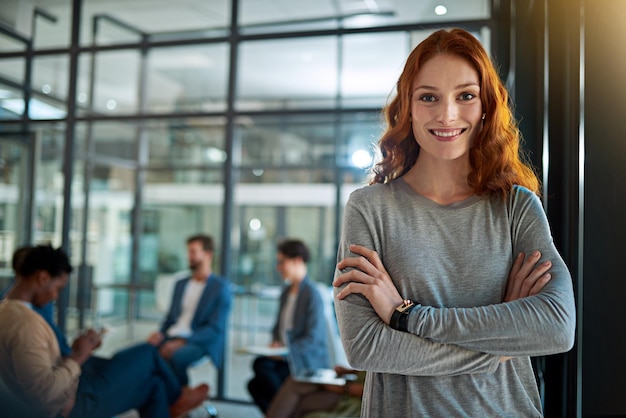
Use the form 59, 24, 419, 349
389, 299, 416, 332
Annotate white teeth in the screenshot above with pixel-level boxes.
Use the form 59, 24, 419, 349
432, 129, 462, 137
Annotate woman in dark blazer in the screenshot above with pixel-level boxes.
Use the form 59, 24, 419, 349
247, 239, 331, 413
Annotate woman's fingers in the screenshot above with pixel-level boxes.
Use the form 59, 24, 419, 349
504, 250, 553, 302
336, 255, 373, 275
335, 244, 389, 283
517, 260, 551, 296
334, 268, 375, 287
334, 244, 405, 322
504, 252, 526, 300
528, 272, 552, 296
348, 244, 386, 271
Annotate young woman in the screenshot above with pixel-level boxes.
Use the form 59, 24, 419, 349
333, 28, 575, 417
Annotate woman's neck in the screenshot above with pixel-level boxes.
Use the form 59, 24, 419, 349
403, 157, 474, 205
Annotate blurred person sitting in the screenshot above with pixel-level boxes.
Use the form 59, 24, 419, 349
0, 244, 208, 418
247, 238, 331, 413
0, 245, 72, 356
265, 366, 365, 418
147, 233, 233, 387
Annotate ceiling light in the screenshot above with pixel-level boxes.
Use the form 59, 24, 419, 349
249, 218, 261, 231
434, 5, 448, 16
206, 147, 227, 162
2, 98, 66, 118
352, 149, 373, 168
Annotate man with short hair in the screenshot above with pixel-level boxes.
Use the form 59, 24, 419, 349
147, 234, 233, 386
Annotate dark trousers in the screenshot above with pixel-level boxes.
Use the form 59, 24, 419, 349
247, 356, 290, 413
69, 343, 182, 418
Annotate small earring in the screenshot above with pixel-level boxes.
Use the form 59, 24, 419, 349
481, 113, 486, 120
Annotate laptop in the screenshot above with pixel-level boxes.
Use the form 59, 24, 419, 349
285, 332, 348, 386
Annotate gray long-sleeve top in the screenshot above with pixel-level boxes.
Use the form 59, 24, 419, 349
334, 179, 576, 417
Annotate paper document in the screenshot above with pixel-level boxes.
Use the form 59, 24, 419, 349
236, 345, 289, 357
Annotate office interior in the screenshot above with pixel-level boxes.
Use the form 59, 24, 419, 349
0, 0, 625, 416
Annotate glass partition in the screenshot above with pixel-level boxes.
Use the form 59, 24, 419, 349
145, 44, 230, 114
235, 112, 381, 182
236, 37, 338, 110
73, 159, 135, 327
0, 84, 24, 120
82, 0, 231, 46
31, 1, 73, 49
340, 32, 410, 107
89, 50, 142, 115
0, 32, 27, 53
0, 57, 25, 85
76, 120, 138, 162
33, 124, 67, 246
0, 137, 30, 289
30, 55, 69, 120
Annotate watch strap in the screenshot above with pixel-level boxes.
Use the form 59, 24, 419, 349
390, 299, 416, 332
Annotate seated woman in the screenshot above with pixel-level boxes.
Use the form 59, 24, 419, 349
247, 239, 331, 413
266, 366, 365, 418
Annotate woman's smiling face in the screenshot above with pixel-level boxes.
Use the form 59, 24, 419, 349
411, 53, 483, 164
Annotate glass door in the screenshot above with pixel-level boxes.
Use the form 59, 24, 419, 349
0, 134, 34, 291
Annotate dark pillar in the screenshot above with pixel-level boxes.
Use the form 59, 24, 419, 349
581, 0, 626, 415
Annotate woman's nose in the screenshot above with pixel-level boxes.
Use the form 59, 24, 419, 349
436, 100, 458, 124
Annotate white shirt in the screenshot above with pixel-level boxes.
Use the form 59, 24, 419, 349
166, 279, 206, 338
279, 292, 297, 344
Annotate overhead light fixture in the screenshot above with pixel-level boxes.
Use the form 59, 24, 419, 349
352, 149, 373, 168
249, 218, 262, 231
206, 147, 227, 162
434, 5, 448, 16
1, 98, 66, 118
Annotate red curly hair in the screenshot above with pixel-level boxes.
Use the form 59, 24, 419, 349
371, 28, 540, 196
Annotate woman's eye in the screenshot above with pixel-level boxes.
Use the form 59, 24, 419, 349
460, 92, 476, 100
419, 95, 436, 102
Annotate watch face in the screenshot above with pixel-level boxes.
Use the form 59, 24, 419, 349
398, 301, 415, 313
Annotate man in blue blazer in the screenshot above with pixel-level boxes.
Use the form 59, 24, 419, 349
147, 234, 233, 386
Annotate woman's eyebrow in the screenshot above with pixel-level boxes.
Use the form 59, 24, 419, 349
413, 81, 479, 92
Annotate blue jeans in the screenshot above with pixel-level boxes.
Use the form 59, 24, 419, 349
159, 338, 206, 386
69, 343, 181, 418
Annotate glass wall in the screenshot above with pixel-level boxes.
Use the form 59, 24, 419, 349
0, 0, 492, 402
0, 136, 30, 290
